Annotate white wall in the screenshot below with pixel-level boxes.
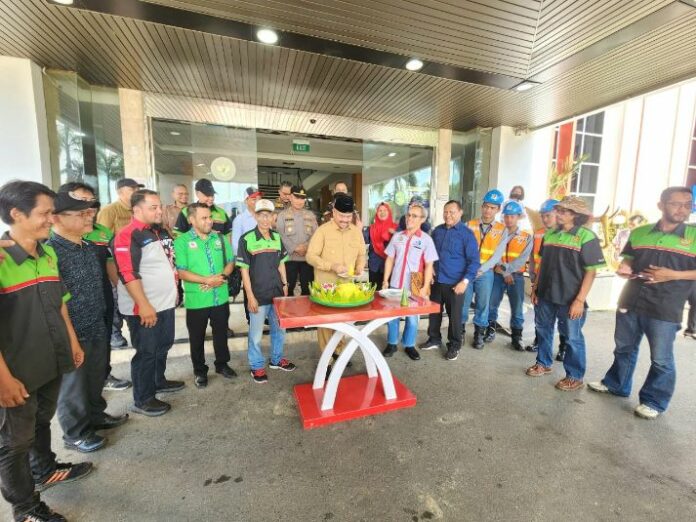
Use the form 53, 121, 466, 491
489, 126, 554, 212
0, 56, 52, 234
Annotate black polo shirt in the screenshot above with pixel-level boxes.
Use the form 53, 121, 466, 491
236, 227, 288, 306
47, 233, 107, 341
0, 232, 75, 393
618, 222, 696, 323
536, 225, 606, 306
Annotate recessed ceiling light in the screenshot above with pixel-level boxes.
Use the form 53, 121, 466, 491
387, 152, 397, 157
195, 163, 205, 167
405, 58, 424, 71
169, 131, 181, 136
513, 80, 539, 92
256, 28, 279, 45
51, 0, 74, 5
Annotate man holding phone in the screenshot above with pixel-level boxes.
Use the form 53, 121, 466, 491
589, 186, 696, 419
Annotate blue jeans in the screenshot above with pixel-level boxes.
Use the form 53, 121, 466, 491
387, 315, 418, 347
601, 310, 679, 412
125, 308, 175, 407
247, 304, 285, 371
535, 298, 587, 380
488, 272, 525, 330
461, 269, 495, 328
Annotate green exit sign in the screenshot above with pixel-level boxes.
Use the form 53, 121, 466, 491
292, 140, 310, 153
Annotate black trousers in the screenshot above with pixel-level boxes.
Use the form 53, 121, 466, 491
687, 283, 696, 331
0, 376, 61, 520
427, 282, 464, 349
185, 304, 231, 376
286, 261, 314, 296
57, 334, 108, 443
369, 270, 384, 287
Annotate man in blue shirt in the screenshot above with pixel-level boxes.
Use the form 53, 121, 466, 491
420, 200, 480, 360
232, 187, 262, 323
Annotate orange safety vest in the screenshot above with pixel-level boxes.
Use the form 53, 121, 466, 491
467, 219, 506, 263
532, 227, 546, 266
503, 229, 532, 273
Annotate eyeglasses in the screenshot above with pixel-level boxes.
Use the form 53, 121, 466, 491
665, 201, 692, 210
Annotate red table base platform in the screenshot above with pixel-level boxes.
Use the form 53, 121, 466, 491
294, 373, 417, 430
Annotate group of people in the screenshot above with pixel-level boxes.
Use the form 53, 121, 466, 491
0, 175, 695, 521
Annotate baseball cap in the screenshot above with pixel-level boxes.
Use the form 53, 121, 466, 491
291, 185, 307, 198
255, 199, 275, 213
245, 186, 263, 199
53, 192, 99, 214
194, 178, 216, 196
116, 178, 144, 190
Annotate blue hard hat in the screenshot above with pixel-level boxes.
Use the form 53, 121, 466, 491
483, 189, 504, 206
539, 198, 560, 214
502, 201, 524, 215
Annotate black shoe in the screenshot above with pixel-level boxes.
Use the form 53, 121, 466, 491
461, 324, 467, 335
93, 413, 129, 430
445, 348, 459, 361
103, 374, 132, 391
404, 347, 420, 361
525, 343, 538, 352
325, 365, 332, 381
472, 326, 485, 350
129, 397, 171, 417
19, 501, 67, 521
215, 364, 238, 379
64, 433, 106, 453
35, 462, 93, 492
382, 343, 398, 357
418, 338, 442, 351
194, 375, 208, 388
155, 380, 186, 393
483, 323, 496, 343
555, 349, 566, 362
511, 328, 524, 351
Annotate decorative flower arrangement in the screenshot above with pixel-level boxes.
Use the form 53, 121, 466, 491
310, 281, 376, 306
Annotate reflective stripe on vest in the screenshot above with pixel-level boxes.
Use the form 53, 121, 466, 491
504, 229, 532, 272
533, 228, 545, 265
467, 220, 505, 263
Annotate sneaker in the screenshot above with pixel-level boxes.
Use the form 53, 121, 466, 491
34, 462, 93, 492
92, 413, 129, 430
251, 368, 268, 383
555, 377, 584, 391
525, 363, 552, 377
269, 358, 296, 372
194, 375, 208, 388
587, 381, 609, 393
155, 380, 185, 393
444, 348, 459, 361
634, 403, 660, 420
525, 343, 538, 353
103, 374, 132, 391
215, 364, 238, 379
19, 501, 66, 522
110, 334, 128, 349
418, 338, 442, 351
129, 397, 171, 417
382, 343, 398, 357
64, 433, 106, 453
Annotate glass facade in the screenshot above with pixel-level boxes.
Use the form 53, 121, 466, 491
449, 128, 492, 221
43, 71, 124, 203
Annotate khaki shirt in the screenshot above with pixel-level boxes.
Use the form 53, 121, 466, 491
163, 204, 184, 234
97, 200, 131, 234
276, 208, 318, 262
306, 220, 366, 284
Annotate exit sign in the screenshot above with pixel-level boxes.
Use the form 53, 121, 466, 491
292, 140, 310, 153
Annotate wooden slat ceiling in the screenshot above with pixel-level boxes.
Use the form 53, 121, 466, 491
0, 0, 695, 131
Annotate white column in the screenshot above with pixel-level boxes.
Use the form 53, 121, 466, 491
119, 88, 152, 187
432, 128, 452, 226
0, 57, 52, 188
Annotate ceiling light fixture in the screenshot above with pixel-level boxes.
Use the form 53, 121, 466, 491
387, 152, 397, 157
405, 58, 424, 71
169, 131, 181, 136
256, 28, 279, 45
513, 80, 539, 92
51, 0, 74, 5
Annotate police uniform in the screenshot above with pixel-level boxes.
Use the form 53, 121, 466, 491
276, 186, 318, 295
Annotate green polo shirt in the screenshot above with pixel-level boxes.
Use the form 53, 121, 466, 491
0, 232, 75, 392
174, 230, 234, 310
537, 225, 606, 306
236, 227, 289, 306
174, 204, 232, 238
619, 223, 696, 323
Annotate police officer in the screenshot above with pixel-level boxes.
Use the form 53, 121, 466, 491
462, 189, 509, 349
276, 186, 318, 296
